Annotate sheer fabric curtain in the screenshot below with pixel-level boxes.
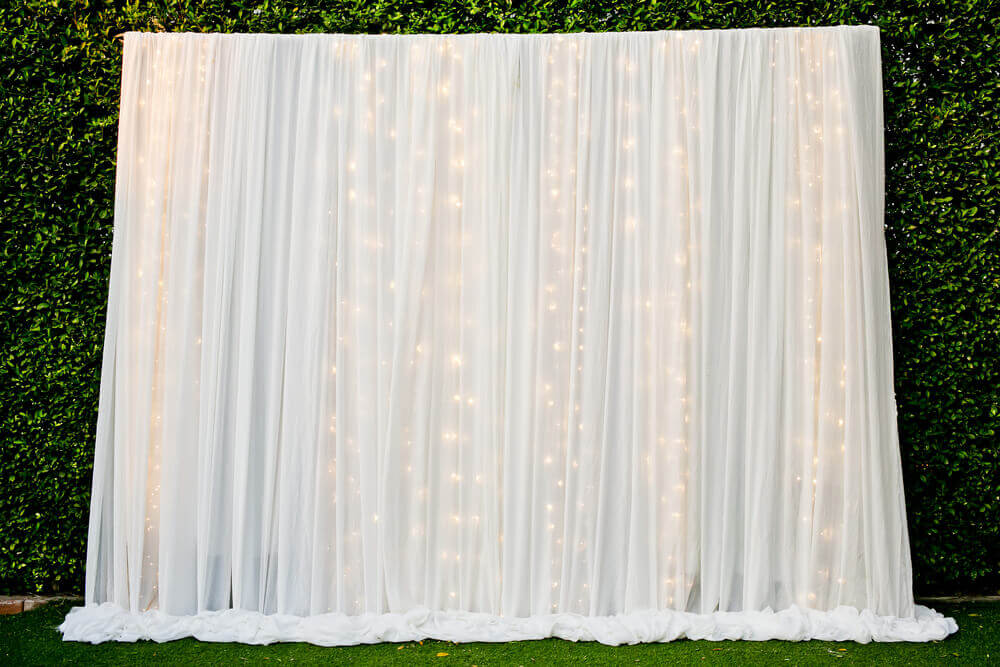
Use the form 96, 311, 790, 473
62, 27, 956, 644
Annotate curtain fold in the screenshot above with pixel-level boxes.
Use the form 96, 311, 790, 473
63, 27, 956, 644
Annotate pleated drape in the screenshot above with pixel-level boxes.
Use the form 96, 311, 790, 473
63, 27, 957, 644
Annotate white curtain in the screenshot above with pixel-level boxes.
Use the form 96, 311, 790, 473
61, 27, 956, 644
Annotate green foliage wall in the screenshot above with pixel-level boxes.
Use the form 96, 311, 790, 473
1, 0, 997, 595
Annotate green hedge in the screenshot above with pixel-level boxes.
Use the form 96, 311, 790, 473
1, 0, 997, 596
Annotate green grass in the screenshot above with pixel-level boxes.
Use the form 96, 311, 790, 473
1, 600, 994, 665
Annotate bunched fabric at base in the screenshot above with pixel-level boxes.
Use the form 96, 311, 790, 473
61, 603, 955, 646
63, 27, 957, 644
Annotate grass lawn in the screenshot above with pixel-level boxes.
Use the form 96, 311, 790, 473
1, 600, 994, 665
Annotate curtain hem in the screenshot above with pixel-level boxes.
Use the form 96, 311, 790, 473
60, 602, 956, 645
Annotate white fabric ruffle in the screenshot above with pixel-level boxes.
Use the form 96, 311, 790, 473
60, 603, 957, 646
